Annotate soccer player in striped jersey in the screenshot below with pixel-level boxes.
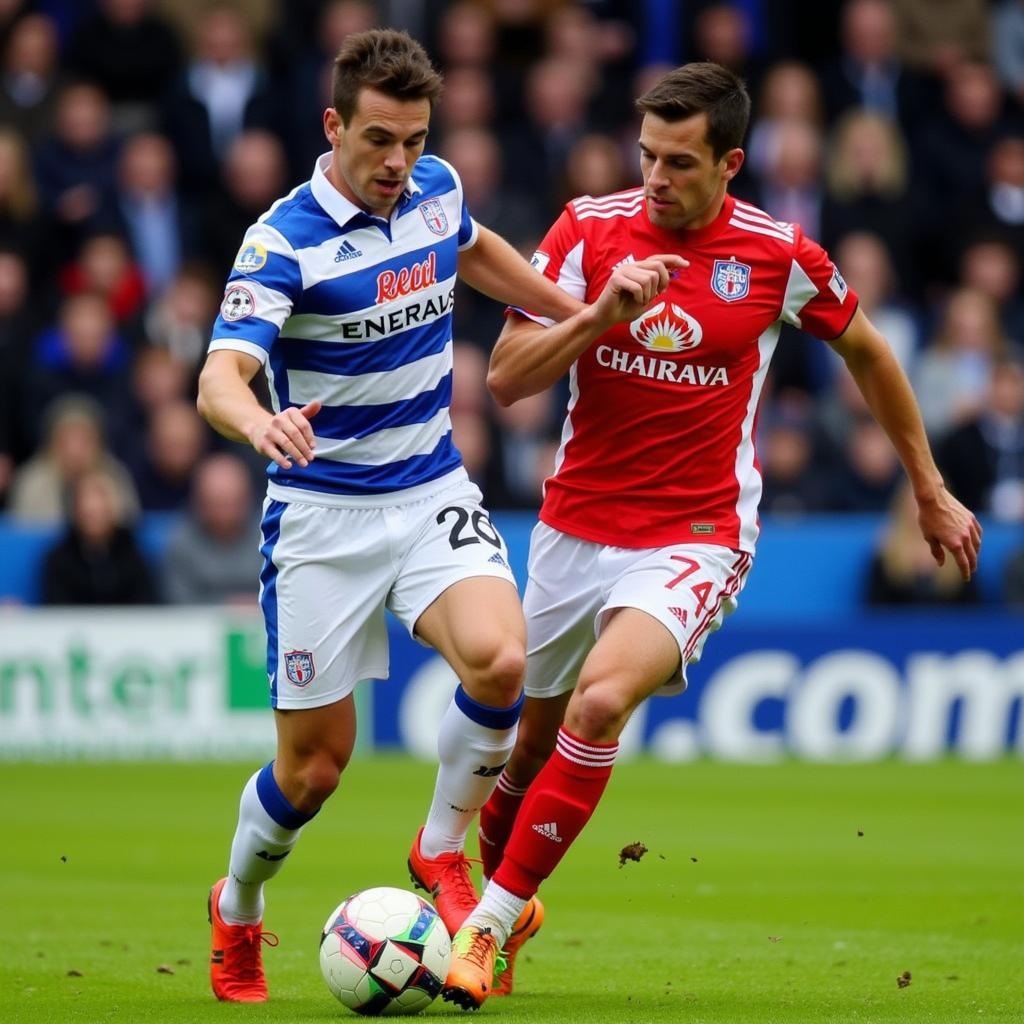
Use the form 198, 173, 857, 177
442, 62, 982, 1009
197, 29, 669, 1003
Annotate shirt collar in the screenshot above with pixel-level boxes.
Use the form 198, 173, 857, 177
310, 152, 421, 228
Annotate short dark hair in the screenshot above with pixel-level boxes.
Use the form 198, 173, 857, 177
332, 29, 443, 125
636, 62, 751, 159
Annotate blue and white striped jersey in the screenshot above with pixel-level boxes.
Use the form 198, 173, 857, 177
209, 152, 478, 502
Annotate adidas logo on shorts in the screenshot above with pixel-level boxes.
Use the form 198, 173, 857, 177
531, 821, 562, 842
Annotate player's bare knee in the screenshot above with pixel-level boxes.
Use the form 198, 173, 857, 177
462, 639, 525, 707
568, 682, 630, 742
289, 752, 349, 811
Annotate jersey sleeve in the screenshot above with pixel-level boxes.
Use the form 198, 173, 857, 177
779, 228, 859, 340
208, 222, 303, 365
509, 204, 587, 327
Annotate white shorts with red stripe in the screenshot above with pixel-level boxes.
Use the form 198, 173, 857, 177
522, 522, 752, 699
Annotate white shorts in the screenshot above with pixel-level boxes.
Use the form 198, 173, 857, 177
260, 475, 517, 709
523, 522, 752, 699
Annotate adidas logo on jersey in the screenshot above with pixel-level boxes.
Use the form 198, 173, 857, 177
612, 253, 636, 270
334, 239, 362, 262
531, 821, 562, 842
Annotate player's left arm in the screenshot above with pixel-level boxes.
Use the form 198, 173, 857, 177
457, 225, 584, 323
827, 306, 982, 579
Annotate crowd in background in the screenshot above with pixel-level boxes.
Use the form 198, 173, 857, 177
0, 0, 1022, 607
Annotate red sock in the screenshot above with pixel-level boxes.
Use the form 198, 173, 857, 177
493, 728, 619, 899
479, 772, 529, 880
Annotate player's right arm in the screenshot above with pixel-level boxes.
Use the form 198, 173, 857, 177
197, 349, 320, 470
487, 254, 685, 406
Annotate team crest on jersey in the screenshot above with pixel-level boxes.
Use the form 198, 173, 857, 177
419, 198, 448, 235
284, 650, 315, 686
221, 284, 255, 321
234, 241, 267, 274
629, 301, 702, 352
711, 259, 751, 302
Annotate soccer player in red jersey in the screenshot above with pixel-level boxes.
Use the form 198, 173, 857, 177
441, 62, 982, 1009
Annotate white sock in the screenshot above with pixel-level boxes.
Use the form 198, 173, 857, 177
466, 881, 527, 947
419, 687, 522, 859
219, 764, 312, 925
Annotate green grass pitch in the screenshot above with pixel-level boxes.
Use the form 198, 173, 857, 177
3, 756, 1022, 1023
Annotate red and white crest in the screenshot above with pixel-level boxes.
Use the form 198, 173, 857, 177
418, 198, 448, 236
284, 650, 315, 686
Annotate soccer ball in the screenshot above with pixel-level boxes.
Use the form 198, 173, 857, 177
319, 886, 451, 1015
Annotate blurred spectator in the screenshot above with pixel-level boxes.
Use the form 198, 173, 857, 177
437, 1, 495, 71
752, 119, 824, 239
0, 248, 36, 481
913, 287, 1007, 437
938, 355, 1024, 521
143, 262, 220, 366
864, 482, 979, 605
432, 65, 496, 147
821, 109, 917, 292
280, 0, 377, 178
0, 13, 66, 142
9, 394, 139, 524
130, 343, 191, 415
745, 61, 823, 185
757, 395, 832, 516
162, 451, 261, 604
40, 466, 156, 605
440, 126, 542, 247
948, 137, 1024, 274
441, 126, 541, 347
26, 292, 134, 449
109, 131, 199, 297
486, 390, 557, 509
33, 81, 120, 244
958, 238, 1024, 343
505, 58, 593, 215
914, 62, 1015, 213
130, 397, 210, 512
58, 231, 147, 329
689, 3, 766, 94
201, 128, 288, 270
560, 132, 631, 209
161, 2, 278, 198
895, 0, 991, 76
993, 0, 1024, 104
830, 415, 902, 511
832, 232, 919, 368
1005, 544, 1024, 605
449, 341, 491, 488
0, 126, 55, 282
544, 4, 632, 129
820, 0, 929, 129
64, 0, 182, 131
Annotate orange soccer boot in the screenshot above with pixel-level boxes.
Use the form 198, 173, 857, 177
492, 896, 544, 996
407, 827, 479, 936
208, 877, 278, 1002
442, 925, 507, 1011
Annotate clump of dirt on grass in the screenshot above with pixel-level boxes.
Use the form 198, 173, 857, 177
897, 970, 912, 989
618, 841, 648, 867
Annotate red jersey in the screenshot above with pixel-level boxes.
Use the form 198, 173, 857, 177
517, 189, 858, 552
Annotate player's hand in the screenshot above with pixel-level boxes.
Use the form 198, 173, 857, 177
591, 254, 687, 329
248, 400, 322, 469
917, 486, 982, 581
